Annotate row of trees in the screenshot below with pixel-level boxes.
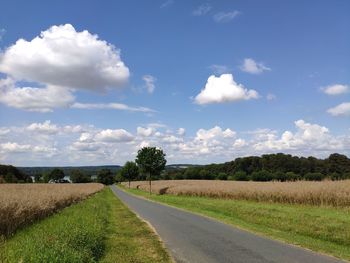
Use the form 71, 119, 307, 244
165, 153, 350, 181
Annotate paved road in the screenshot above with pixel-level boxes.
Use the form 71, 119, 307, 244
110, 185, 344, 263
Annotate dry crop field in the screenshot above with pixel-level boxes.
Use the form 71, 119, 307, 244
125, 180, 350, 207
0, 183, 104, 236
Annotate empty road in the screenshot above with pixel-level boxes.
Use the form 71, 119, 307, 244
110, 185, 343, 263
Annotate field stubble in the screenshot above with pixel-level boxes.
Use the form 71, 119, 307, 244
125, 180, 350, 207
0, 183, 104, 237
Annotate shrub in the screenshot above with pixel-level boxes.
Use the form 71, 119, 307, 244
233, 171, 249, 181
304, 172, 324, 181
217, 172, 228, 180
251, 170, 273, 182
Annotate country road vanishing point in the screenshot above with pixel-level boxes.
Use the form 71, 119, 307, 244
110, 185, 343, 263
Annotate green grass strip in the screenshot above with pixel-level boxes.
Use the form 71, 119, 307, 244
122, 186, 350, 261
0, 187, 171, 263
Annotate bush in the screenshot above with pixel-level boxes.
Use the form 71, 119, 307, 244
217, 172, 227, 180
251, 170, 274, 182
285, 172, 299, 181
304, 172, 324, 181
233, 171, 249, 181
274, 171, 288, 182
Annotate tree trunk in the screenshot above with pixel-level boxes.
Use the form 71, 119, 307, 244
149, 172, 152, 195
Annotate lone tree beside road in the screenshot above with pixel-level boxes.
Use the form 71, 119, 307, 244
135, 147, 166, 194
120, 161, 139, 188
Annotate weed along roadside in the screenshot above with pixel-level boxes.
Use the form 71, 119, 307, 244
119, 183, 350, 262
0, 187, 172, 263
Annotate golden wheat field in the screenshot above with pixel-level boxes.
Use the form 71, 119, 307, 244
125, 180, 350, 207
0, 183, 104, 236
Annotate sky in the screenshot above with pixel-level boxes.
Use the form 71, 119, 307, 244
0, 0, 349, 166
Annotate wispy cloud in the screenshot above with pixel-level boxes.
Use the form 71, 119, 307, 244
213, 11, 240, 23
0, 28, 5, 41
240, 58, 271, 74
193, 3, 212, 16
143, 75, 157, 94
71, 102, 156, 113
209, 64, 231, 74
160, 0, 174, 9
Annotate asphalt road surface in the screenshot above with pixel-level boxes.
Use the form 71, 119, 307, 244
110, 185, 344, 263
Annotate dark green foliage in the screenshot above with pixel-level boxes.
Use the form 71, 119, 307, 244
97, 169, 114, 185
251, 170, 274, 182
166, 153, 350, 181
49, 168, 65, 181
304, 172, 324, 181
120, 161, 139, 187
233, 171, 249, 181
217, 172, 227, 180
70, 170, 91, 183
0, 165, 30, 183
135, 147, 167, 178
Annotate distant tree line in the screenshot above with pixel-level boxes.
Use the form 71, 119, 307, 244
162, 153, 350, 181
2, 152, 350, 184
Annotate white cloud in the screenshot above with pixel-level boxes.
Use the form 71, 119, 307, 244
1, 120, 349, 166
137, 127, 154, 137
213, 11, 240, 23
209, 64, 230, 74
240, 58, 271, 74
71, 102, 155, 113
177, 128, 185, 136
142, 75, 156, 94
0, 78, 74, 112
160, 0, 174, 8
27, 120, 59, 134
0, 24, 129, 91
0, 128, 10, 136
94, 129, 134, 143
233, 138, 246, 148
193, 3, 212, 16
327, 102, 350, 116
196, 126, 236, 141
194, 74, 259, 104
322, 84, 349, 95
0, 142, 31, 153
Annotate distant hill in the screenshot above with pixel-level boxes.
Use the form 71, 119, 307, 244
18, 165, 121, 177
166, 164, 202, 170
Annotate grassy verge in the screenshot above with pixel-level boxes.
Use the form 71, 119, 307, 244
1, 187, 171, 263
121, 186, 350, 261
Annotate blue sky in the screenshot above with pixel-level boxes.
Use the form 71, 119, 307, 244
0, 0, 349, 166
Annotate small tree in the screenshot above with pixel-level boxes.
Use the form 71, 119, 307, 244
70, 169, 91, 183
49, 168, 65, 181
97, 169, 114, 185
135, 147, 166, 194
120, 161, 139, 188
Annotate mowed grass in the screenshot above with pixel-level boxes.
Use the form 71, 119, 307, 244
122, 186, 350, 261
1, 187, 171, 263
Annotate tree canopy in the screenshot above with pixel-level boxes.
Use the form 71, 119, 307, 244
120, 161, 139, 187
97, 169, 114, 185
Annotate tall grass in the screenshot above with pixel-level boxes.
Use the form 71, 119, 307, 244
0, 183, 104, 237
125, 180, 350, 207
